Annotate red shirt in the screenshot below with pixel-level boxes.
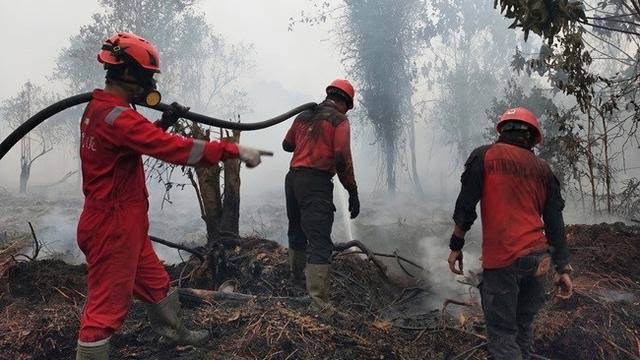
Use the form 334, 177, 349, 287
283, 100, 357, 191
453, 142, 566, 269
479, 143, 551, 268
80, 89, 238, 203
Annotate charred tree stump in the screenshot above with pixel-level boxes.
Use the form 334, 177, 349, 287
195, 163, 222, 241
190, 124, 223, 242
221, 129, 241, 235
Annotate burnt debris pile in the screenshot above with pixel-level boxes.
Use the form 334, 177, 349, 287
1, 223, 639, 359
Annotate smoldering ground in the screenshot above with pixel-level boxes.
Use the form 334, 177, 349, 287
2, 1, 640, 359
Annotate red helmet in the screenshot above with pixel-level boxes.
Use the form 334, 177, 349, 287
326, 79, 355, 109
97, 32, 161, 73
496, 107, 542, 145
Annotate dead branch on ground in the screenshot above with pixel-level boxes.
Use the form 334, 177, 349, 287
333, 240, 389, 278
11, 222, 41, 262
149, 235, 205, 261
178, 287, 311, 307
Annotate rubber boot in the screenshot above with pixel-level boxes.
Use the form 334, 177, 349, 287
305, 263, 334, 312
288, 249, 306, 285
145, 290, 209, 346
76, 337, 110, 360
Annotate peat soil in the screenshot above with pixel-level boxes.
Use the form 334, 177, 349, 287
0, 223, 638, 359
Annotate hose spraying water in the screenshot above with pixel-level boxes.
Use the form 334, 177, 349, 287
336, 188, 356, 242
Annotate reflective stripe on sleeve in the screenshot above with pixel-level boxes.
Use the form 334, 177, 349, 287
104, 106, 129, 125
187, 139, 206, 165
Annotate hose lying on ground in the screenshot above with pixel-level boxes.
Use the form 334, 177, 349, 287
0, 92, 317, 161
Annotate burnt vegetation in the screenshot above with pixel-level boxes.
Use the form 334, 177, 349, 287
1, 0, 640, 359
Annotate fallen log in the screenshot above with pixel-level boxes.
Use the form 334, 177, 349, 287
177, 287, 312, 307
149, 235, 205, 262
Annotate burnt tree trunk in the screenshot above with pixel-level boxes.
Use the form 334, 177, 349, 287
18, 135, 51, 194
586, 111, 598, 213
19, 162, 30, 194
191, 125, 223, 243
407, 116, 424, 197
600, 113, 612, 214
221, 130, 241, 235
19, 136, 31, 194
384, 137, 396, 193
196, 164, 222, 241
188, 125, 224, 287
184, 125, 243, 287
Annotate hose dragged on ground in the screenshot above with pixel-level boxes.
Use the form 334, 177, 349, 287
0, 92, 317, 160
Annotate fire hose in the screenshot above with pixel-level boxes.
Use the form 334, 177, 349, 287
0, 92, 317, 161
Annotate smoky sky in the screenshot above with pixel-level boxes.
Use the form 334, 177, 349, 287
0, 0, 342, 100
0, 0, 348, 192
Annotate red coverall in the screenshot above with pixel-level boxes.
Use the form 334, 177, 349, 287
77, 89, 238, 342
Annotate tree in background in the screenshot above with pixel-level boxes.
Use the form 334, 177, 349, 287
494, 0, 640, 217
423, 1, 520, 159
485, 80, 592, 210
291, 0, 425, 194
0, 82, 67, 193
339, 0, 422, 193
52, 0, 255, 277
291, 0, 529, 193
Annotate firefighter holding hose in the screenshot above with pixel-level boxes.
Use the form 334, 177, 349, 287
283, 79, 359, 312
447, 107, 573, 359
75, 32, 270, 359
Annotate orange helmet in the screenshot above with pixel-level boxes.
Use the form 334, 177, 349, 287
497, 107, 542, 145
326, 79, 355, 109
97, 32, 161, 73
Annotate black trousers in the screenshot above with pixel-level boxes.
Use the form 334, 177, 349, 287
285, 168, 335, 264
480, 253, 546, 360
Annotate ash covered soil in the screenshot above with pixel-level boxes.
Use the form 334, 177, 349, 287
0, 223, 639, 360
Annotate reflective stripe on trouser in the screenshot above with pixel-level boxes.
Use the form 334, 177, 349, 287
77, 201, 170, 342
285, 169, 335, 264
480, 254, 546, 360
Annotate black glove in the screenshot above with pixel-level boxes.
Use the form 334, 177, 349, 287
157, 102, 190, 130
348, 189, 360, 219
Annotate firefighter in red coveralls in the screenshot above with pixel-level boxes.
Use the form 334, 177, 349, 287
283, 79, 359, 312
75, 32, 270, 359
447, 107, 574, 360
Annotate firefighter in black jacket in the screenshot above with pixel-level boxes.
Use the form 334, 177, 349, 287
448, 107, 573, 359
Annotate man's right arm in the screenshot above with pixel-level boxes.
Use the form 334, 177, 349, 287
111, 109, 238, 166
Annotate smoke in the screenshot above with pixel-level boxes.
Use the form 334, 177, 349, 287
37, 205, 83, 264
335, 187, 356, 242
1, 0, 639, 305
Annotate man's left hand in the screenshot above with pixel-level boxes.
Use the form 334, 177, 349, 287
448, 250, 464, 275
157, 102, 190, 130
